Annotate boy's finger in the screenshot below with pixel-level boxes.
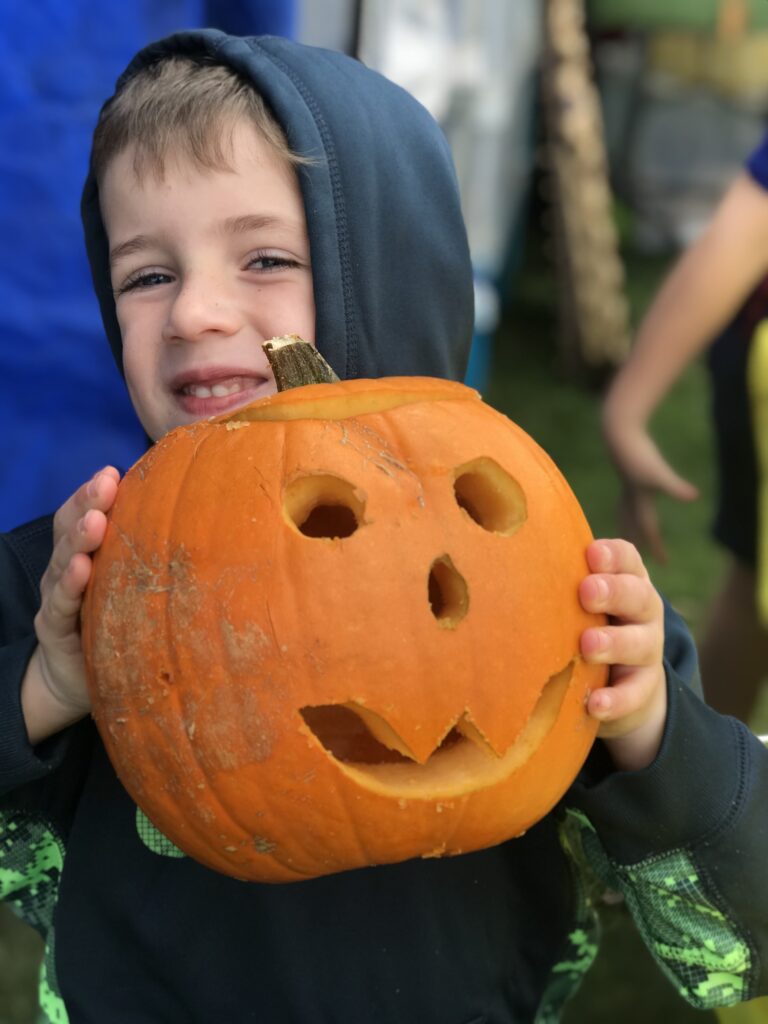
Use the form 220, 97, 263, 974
52, 467, 120, 544
579, 572, 662, 623
580, 622, 662, 666
45, 509, 109, 588
588, 670, 642, 719
36, 553, 93, 642
586, 538, 649, 579
588, 666, 665, 732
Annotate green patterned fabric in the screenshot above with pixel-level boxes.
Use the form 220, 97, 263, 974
39, 929, 68, 1024
1, 802, 756, 1021
0, 810, 69, 1023
567, 809, 752, 1010
0, 805, 186, 1023
535, 922, 601, 1024
535, 814, 604, 1022
135, 807, 186, 859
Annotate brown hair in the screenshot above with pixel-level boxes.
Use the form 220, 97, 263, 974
91, 56, 306, 183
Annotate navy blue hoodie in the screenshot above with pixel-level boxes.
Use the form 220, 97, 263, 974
81, 30, 474, 385
1, 29, 767, 1024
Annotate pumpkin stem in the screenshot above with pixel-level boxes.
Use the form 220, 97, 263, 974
263, 335, 340, 391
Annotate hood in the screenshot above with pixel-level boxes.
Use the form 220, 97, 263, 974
81, 29, 474, 383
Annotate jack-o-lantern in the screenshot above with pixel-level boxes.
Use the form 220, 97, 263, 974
82, 338, 607, 883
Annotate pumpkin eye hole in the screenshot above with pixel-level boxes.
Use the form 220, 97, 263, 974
453, 457, 527, 535
428, 555, 468, 628
283, 475, 365, 539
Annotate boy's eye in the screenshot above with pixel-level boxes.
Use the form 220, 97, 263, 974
118, 270, 173, 294
246, 253, 299, 272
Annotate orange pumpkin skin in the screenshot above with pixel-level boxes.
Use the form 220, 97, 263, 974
81, 377, 608, 883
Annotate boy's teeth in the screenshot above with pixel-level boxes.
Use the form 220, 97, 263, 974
185, 381, 243, 398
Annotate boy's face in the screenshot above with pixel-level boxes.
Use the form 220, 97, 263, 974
100, 121, 315, 441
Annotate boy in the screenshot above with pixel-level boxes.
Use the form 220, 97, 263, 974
1, 29, 766, 1022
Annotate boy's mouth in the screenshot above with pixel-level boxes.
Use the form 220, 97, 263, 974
171, 369, 273, 416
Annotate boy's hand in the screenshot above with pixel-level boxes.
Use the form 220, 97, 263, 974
22, 467, 120, 744
578, 538, 667, 772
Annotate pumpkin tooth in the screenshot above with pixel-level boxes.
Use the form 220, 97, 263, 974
342, 702, 420, 761
454, 713, 499, 758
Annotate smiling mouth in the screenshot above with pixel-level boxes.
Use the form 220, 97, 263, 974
299, 662, 574, 799
178, 375, 265, 398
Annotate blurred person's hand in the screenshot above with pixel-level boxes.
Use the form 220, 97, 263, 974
602, 407, 699, 563
600, 173, 768, 561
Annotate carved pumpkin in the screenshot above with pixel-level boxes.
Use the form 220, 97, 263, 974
82, 339, 607, 883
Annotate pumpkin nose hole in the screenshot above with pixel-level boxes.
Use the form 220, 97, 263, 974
428, 555, 468, 628
453, 457, 527, 535
283, 475, 365, 539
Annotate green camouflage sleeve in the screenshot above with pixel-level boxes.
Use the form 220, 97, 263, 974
566, 807, 752, 1010
0, 808, 69, 1024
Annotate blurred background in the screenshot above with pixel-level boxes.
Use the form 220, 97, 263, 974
2, 1, 768, 1021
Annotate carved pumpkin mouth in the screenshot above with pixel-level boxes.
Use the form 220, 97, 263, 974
300, 661, 575, 799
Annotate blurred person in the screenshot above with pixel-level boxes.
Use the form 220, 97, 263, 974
602, 133, 768, 723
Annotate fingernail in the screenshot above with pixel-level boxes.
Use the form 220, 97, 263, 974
595, 629, 610, 651
593, 578, 609, 604
591, 693, 611, 718
88, 470, 106, 497
594, 542, 612, 569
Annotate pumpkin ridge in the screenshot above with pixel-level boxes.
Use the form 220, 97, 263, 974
149, 684, 252, 865
161, 683, 314, 880
356, 409, 425, 508
332, 754, 381, 868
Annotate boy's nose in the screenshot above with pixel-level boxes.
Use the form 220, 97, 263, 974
162, 279, 242, 343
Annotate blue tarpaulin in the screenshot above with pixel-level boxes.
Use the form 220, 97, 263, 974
0, 1, 296, 531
